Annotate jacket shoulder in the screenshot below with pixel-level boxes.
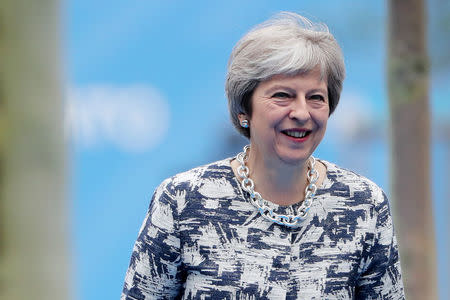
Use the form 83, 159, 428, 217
320, 159, 387, 206
156, 157, 235, 197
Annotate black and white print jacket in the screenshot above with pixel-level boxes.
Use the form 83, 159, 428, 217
122, 158, 405, 299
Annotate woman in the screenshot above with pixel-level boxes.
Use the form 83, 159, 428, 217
122, 12, 405, 299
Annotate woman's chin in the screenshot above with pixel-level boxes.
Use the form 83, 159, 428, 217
273, 138, 318, 166
276, 151, 312, 166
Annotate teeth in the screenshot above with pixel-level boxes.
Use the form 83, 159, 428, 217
285, 130, 307, 138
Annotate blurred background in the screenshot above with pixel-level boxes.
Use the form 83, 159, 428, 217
1, 0, 448, 299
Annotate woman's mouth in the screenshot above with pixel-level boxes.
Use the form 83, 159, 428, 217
281, 129, 312, 138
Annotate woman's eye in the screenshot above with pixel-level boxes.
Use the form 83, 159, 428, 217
310, 94, 325, 101
272, 92, 291, 99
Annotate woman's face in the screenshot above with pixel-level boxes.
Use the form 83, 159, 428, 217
243, 67, 329, 167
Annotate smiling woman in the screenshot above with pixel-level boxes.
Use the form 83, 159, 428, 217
121, 12, 405, 299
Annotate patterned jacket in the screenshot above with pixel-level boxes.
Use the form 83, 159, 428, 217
122, 158, 405, 299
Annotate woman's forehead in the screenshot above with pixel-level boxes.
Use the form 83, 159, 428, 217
263, 68, 327, 87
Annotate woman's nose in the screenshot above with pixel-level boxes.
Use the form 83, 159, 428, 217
288, 98, 310, 121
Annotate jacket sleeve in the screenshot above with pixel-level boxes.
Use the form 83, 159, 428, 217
355, 190, 405, 300
121, 182, 184, 300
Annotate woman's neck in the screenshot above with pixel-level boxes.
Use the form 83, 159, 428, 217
232, 150, 328, 206
246, 151, 309, 206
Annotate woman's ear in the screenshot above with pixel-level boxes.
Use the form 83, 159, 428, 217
238, 114, 248, 123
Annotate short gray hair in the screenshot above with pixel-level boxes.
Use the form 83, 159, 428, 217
225, 12, 346, 138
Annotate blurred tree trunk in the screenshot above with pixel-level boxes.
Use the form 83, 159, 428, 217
388, 0, 437, 299
0, 1, 70, 300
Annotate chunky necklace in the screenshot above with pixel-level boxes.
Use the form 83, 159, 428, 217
236, 145, 319, 227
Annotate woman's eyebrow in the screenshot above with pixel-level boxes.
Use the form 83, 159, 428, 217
307, 88, 328, 95
264, 85, 296, 96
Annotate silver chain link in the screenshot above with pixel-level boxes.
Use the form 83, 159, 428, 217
236, 145, 319, 227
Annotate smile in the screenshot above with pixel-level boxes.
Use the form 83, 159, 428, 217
281, 129, 312, 138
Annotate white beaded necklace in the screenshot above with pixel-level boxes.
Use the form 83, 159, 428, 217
236, 145, 319, 227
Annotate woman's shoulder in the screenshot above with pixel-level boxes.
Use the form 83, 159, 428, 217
155, 157, 236, 198
319, 159, 387, 206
